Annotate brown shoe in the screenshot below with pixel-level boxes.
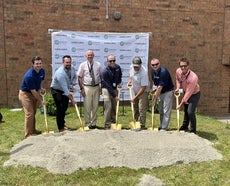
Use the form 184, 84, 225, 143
59, 128, 69, 132
64, 126, 69, 130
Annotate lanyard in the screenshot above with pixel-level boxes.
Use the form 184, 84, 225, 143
87, 62, 93, 73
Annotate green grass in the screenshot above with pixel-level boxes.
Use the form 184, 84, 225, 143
0, 105, 230, 186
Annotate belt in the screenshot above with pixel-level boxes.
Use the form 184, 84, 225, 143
161, 89, 173, 94
51, 87, 64, 94
84, 84, 99, 87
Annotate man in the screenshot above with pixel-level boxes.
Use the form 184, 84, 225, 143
77, 50, 102, 129
101, 54, 122, 129
150, 58, 174, 131
128, 57, 149, 130
175, 57, 200, 134
19, 56, 46, 138
50, 55, 77, 132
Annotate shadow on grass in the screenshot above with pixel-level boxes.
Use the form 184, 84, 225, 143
197, 131, 218, 141
0, 151, 9, 156
169, 128, 218, 141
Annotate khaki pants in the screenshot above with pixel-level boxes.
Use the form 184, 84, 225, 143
18, 90, 37, 137
83, 85, 100, 126
102, 88, 117, 127
133, 91, 149, 127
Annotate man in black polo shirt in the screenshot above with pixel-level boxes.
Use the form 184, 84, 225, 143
150, 58, 174, 131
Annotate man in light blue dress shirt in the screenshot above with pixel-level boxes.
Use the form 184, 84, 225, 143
51, 55, 77, 132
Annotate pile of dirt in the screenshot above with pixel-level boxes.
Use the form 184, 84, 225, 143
4, 129, 222, 176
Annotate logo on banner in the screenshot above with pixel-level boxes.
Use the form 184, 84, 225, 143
71, 47, 77, 52
54, 40, 59, 45
71, 33, 76, 38
119, 55, 124, 59
54, 54, 60, 59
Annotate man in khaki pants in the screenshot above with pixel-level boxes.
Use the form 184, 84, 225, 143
128, 57, 149, 130
19, 56, 46, 138
77, 50, 102, 129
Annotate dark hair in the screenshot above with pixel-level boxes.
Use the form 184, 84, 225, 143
31, 56, 42, 64
179, 57, 189, 65
62, 55, 72, 61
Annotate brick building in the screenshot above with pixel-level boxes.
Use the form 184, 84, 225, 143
0, 0, 230, 116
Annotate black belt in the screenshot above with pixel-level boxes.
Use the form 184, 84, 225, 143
51, 87, 64, 94
161, 89, 173, 94
84, 84, 99, 87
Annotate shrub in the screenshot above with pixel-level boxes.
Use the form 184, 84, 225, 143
45, 93, 56, 116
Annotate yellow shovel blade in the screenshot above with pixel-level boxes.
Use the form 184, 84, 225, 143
147, 127, 159, 131
78, 126, 90, 131
42, 131, 54, 135
129, 121, 141, 129
83, 126, 90, 131
111, 123, 122, 130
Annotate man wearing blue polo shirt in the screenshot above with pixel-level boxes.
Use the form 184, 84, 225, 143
19, 56, 46, 138
151, 58, 174, 131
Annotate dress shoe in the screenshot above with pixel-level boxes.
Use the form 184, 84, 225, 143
59, 128, 69, 132
32, 130, 42, 135
179, 125, 188, 131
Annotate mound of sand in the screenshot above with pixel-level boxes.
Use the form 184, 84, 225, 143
4, 129, 222, 176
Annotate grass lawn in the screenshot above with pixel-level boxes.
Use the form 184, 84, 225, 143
0, 104, 229, 186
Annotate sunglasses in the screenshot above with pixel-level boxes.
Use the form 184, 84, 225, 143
151, 63, 159, 67
180, 65, 188, 69
108, 60, 116, 63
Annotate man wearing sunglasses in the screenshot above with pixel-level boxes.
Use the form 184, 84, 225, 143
101, 54, 122, 129
150, 58, 174, 131
175, 57, 200, 134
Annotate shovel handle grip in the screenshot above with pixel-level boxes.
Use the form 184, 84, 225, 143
174, 92, 180, 98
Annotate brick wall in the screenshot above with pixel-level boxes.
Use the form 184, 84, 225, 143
0, 0, 230, 116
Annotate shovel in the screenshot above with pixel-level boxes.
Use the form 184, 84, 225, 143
127, 84, 141, 130
148, 95, 158, 131
75, 104, 89, 131
111, 88, 122, 130
40, 92, 54, 134
174, 91, 181, 131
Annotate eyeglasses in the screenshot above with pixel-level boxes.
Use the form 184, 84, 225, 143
180, 65, 188, 69
151, 63, 159, 67
108, 60, 116, 63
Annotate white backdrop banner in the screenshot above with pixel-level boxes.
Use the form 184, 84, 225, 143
51, 31, 150, 101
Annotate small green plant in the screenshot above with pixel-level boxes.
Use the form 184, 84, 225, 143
45, 93, 56, 116
148, 92, 159, 113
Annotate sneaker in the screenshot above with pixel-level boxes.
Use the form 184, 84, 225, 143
88, 125, 96, 129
